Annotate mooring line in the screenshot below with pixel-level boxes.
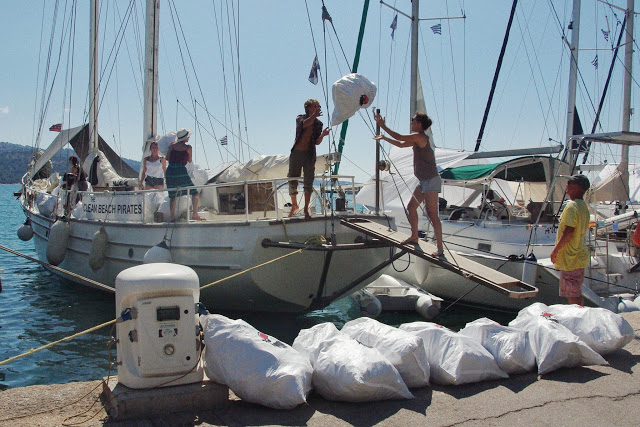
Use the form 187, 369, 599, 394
0, 244, 114, 293
0, 245, 306, 366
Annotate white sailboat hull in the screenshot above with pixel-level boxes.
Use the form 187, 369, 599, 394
26, 208, 394, 313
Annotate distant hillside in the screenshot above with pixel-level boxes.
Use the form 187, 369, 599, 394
0, 141, 140, 184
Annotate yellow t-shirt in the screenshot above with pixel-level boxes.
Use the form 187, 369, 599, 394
554, 199, 590, 271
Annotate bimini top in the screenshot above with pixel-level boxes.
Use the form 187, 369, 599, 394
440, 156, 554, 183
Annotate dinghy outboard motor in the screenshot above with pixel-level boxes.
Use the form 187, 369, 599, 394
115, 263, 204, 389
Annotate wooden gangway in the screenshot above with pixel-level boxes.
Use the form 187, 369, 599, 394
342, 218, 538, 299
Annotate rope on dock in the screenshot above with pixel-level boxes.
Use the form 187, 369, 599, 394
0, 244, 114, 293
0, 319, 116, 367
0, 247, 306, 367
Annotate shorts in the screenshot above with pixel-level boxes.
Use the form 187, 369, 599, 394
145, 176, 165, 187
419, 176, 442, 193
559, 268, 584, 298
288, 150, 315, 195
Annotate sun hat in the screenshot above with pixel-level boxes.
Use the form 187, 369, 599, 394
568, 174, 590, 191
176, 128, 192, 143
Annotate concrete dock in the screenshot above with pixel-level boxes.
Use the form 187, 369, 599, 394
1, 312, 639, 426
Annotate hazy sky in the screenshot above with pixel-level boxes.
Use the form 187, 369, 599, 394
0, 0, 637, 181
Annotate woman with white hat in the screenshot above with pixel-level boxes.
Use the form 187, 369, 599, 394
165, 128, 203, 221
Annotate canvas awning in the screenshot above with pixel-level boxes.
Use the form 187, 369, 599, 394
29, 124, 138, 180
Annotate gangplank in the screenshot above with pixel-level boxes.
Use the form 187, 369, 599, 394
341, 218, 538, 299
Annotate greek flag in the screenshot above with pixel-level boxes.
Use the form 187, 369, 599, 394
220, 135, 228, 146
601, 29, 609, 42
431, 23, 441, 35
308, 55, 320, 85
592, 55, 598, 69
390, 14, 398, 39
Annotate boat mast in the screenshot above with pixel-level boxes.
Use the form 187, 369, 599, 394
89, 0, 99, 151
564, 0, 581, 166
142, 0, 160, 149
410, 0, 419, 117
620, 0, 634, 192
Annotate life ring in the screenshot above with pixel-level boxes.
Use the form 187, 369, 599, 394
89, 227, 109, 271
46, 220, 70, 266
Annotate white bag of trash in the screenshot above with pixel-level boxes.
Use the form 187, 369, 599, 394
330, 73, 376, 126
509, 303, 606, 374
293, 322, 413, 402
545, 304, 635, 355
341, 317, 430, 388
202, 314, 313, 410
399, 322, 508, 385
292, 322, 345, 366
459, 318, 536, 374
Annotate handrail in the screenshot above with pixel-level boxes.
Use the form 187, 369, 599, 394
25, 173, 360, 224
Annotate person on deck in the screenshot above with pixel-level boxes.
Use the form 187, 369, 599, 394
68, 155, 88, 192
373, 111, 444, 258
165, 128, 203, 222
288, 98, 330, 219
550, 174, 591, 306
141, 141, 167, 190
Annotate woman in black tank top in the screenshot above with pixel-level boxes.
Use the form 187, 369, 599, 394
373, 111, 444, 258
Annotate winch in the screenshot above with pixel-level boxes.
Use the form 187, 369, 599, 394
115, 263, 204, 389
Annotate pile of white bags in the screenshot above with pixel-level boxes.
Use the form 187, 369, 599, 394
202, 314, 313, 410
509, 303, 606, 374
545, 304, 635, 355
459, 318, 536, 374
341, 317, 430, 388
293, 323, 413, 402
399, 322, 508, 385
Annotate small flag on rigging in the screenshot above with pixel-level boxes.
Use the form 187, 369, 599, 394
308, 55, 320, 85
321, 6, 332, 23
49, 123, 62, 132
220, 135, 228, 146
591, 55, 598, 69
601, 29, 609, 42
431, 23, 441, 35
390, 14, 398, 39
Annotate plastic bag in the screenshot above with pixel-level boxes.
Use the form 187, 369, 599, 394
203, 314, 313, 410
330, 73, 376, 126
459, 318, 536, 374
400, 322, 508, 385
342, 317, 430, 388
546, 304, 635, 355
293, 322, 413, 402
509, 304, 606, 374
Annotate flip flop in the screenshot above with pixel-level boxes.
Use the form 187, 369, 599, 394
401, 238, 420, 245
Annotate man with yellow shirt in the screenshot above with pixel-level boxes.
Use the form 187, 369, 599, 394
550, 174, 591, 305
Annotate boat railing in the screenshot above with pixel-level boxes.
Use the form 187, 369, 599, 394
25, 174, 359, 224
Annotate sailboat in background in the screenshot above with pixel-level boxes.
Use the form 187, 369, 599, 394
358, 0, 640, 311
18, 0, 398, 313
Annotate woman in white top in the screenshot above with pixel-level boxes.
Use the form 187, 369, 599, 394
141, 142, 167, 190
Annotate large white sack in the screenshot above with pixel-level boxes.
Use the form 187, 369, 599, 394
546, 304, 635, 355
509, 305, 606, 375
292, 322, 348, 366
313, 337, 413, 402
202, 314, 313, 410
158, 194, 190, 220
341, 317, 430, 388
399, 322, 508, 385
330, 73, 376, 126
459, 318, 536, 375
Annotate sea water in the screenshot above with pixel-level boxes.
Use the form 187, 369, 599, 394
0, 184, 513, 389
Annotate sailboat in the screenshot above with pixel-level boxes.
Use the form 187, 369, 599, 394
358, 0, 640, 311
17, 0, 397, 313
